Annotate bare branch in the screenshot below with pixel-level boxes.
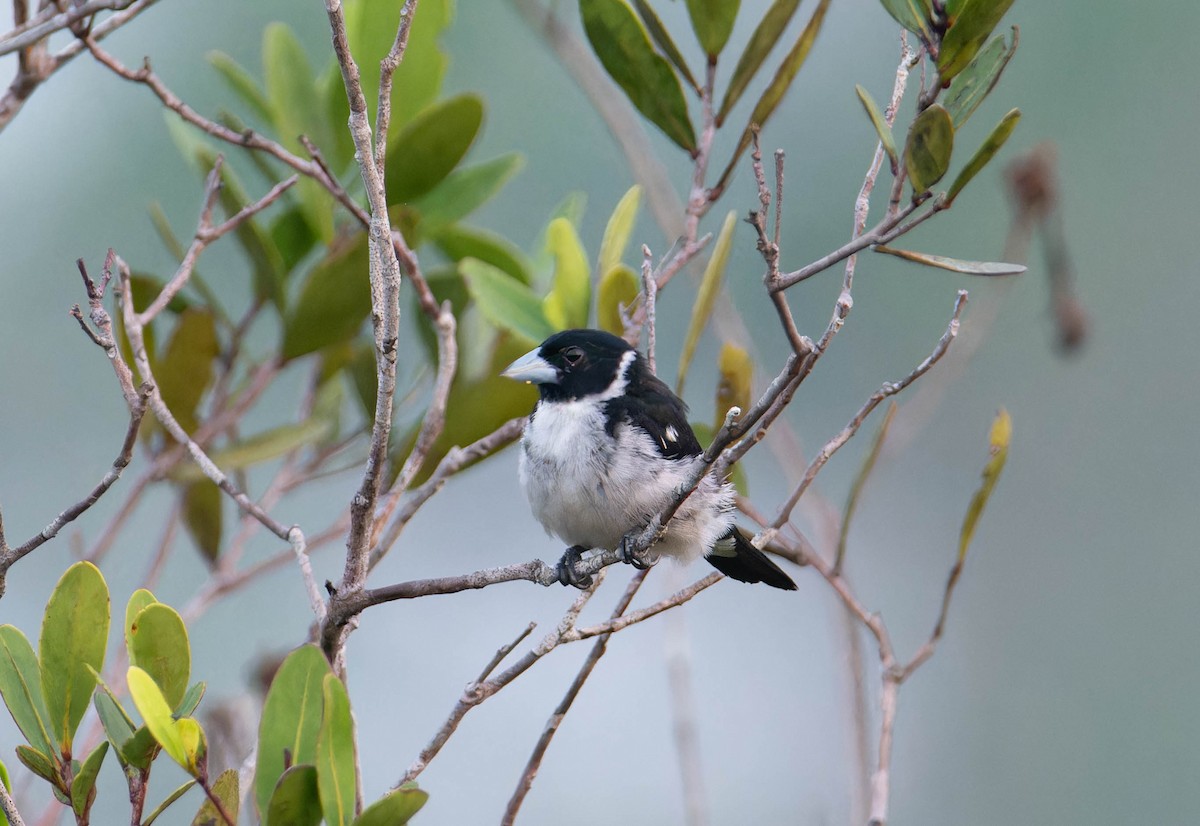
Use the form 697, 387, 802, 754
640, 244, 657, 371
0, 778, 27, 826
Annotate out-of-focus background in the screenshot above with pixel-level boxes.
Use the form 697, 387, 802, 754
2, 1, 1197, 824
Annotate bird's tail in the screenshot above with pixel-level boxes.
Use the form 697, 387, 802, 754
705, 526, 797, 590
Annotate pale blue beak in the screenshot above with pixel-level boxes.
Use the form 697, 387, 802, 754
502, 348, 559, 385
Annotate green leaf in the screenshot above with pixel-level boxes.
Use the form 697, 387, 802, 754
255, 646, 333, 818
177, 682, 207, 718
70, 741, 108, 818
191, 767, 238, 826
316, 674, 356, 826
127, 666, 187, 769
177, 716, 207, 775
271, 207, 319, 275
207, 51, 272, 123
714, 342, 752, 432
0, 625, 55, 757
855, 84, 899, 172
171, 420, 335, 483
717, 0, 802, 125
958, 408, 1011, 561
0, 757, 8, 793
157, 308, 219, 433
461, 258, 555, 344
836, 402, 897, 571
903, 103, 954, 193
580, 0, 696, 152
387, 93, 484, 203
143, 779, 198, 826
944, 28, 1018, 128
945, 108, 1020, 206
281, 233, 371, 362
719, 0, 830, 190
409, 153, 525, 237
40, 561, 109, 753
597, 185, 642, 277
877, 0, 933, 43
15, 744, 58, 786
266, 764, 322, 826
124, 590, 158, 656
938, 0, 1016, 84
128, 603, 191, 711
93, 689, 135, 761
597, 265, 640, 336
684, 0, 739, 57
433, 224, 532, 285
210, 161, 288, 311
353, 787, 429, 826
121, 725, 160, 770
630, 0, 698, 91
677, 211, 737, 393
873, 245, 1026, 275
541, 218, 591, 330
181, 479, 223, 564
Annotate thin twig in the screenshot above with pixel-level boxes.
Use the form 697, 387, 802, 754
641, 244, 657, 372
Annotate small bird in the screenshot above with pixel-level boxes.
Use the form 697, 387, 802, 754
503, 328, 796, 590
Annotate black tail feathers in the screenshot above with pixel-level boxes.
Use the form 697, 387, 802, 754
704, 527, 797, 590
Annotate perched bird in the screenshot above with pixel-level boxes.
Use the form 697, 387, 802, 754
502, 328, 796, 590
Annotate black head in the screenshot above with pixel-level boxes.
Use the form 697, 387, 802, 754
503, 329, 637, 402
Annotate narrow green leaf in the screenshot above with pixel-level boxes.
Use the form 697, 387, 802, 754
630, 0, 698, 91
958, 408, 1011, 561
409, 153, 525, 236
434, 225, 533, 285
0, 625, 55, 757
40, 561, 109, 752
904, 103, 955, 193
127, 666, 187, 769
177, 682, 207, 718
938, 0, 1016, 83
677, 211, 737, 393
255, 646, 333, 818
70, 741, 108, 818
316, 674, 356, 826
714, 343, 752, 432
597, 265, 640, 336
684, 0, 739, 57
461, 258, 555, 344
945, 108, 1021, 206
0, 758, 9, 793
944, 28, 1018, 128
598, 185, 642, 277
873, 245, 1026, 275
124, 590, 158, 655
717, 0, 801, 125
266, 764, 322, 826
207, 51, 272, 124
171, 420, 335, 483
191, 767, 238, 826
719, 0, 831, 190
855, 84, 899, 171
128, 603, 191, 711
281, 233, 371, 362
93, 690, 135, 762
143, 779, 198, 826
157, 308, 219, 433
15, 744, 58, 786
182, 479, 223, 564
580, 0, 696, 152
387, 93, 484, 203
353, 787, 430, 826
877, 0, 933, 42
836, 402, 897, 571
542, 218, 591, 330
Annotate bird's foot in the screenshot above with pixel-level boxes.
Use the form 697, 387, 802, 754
556, 545, 594, 589
620, 535, 657, 570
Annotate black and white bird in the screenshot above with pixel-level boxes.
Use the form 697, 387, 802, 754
503, 328, 796, 591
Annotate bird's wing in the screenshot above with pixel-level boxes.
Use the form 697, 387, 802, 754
604, 371, 703, 460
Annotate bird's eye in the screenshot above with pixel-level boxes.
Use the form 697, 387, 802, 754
561, 346, 585, 367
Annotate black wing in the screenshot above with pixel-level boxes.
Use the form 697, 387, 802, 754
605, 363, 702, 460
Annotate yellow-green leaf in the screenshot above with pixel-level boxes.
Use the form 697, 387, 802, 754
15, 744, 57, 786
409, 153, 525, 237
40, 562, 109, 752
386, 93, 484, 203
316, 674, 356, 826
124, 590, 158, 656
597, 265, 640, 336
352, 787, 429, 826
207, 50, 272, 123
873, 245, 1025, 275
266, 764, 322, 826
958, 408, 1011, 561
127, 666, 187, 769
434, 224, 533, 285
542, 218, 591, 330
191, 768, 238, 826
904, 103, 955, 193
0, 625, 55, 758
182, 479, 223, 563
677, 211, 737, 393
171, 420, 335, 483
945, 108, 1021, 206
717, 0, 801, 125
877, 0, 933, 43
461, 258, 555, 344
944, 28, 1018, 128
855, 84, 899, 172
714, 343, 752, 432
70, 741, 108, 818
684, 0, 739, 58
157, 308, 219, 433
938, 0, 1016, 84
143, 779, 197, 826
580, 0, 696, 152
598, 185, 642, 277
128, 603, 191, 711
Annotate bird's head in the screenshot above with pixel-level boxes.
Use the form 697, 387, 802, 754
502, 329, 637, 402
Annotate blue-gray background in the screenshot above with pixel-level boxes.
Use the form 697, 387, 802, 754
2, 1, 1196, 824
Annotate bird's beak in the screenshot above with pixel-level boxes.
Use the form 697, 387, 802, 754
502, 348, 559, 385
